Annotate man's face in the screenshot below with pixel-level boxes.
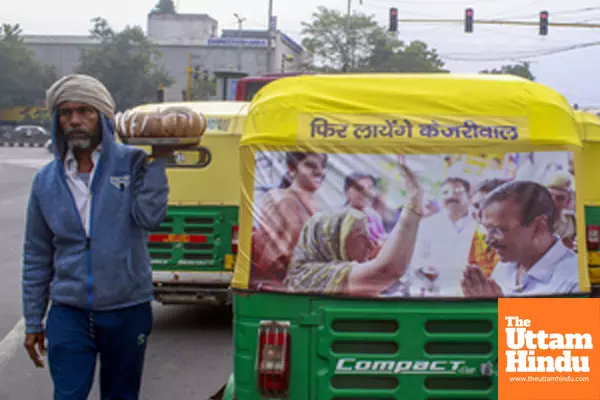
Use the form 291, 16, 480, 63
481, 199, 539, 262
440, 181, 469, 215
548, 187, 569, 214
58, 102, 100, 150
346, 177, 376, 210
470, 190, 488, 222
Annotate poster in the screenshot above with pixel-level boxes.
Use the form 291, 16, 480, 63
248, 149, 580, 299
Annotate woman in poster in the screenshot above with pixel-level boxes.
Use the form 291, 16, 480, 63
283, 163, 424, 296
251, 152, 328, 287
342, 172, 387, 255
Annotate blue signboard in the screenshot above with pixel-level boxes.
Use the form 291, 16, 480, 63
207, 38, 268, 47
227, 79, 239, 101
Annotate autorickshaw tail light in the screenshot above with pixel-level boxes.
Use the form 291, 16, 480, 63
231, 225, 238, 253
257, 320, 291, 398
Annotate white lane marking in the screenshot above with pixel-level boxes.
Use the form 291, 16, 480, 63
0, 193, 29, 208
0, 318, 25, 371
0, 159, 50, 169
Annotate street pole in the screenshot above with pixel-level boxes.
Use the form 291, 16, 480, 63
267, 0, 274, 73
342, 0, 351, 72
234, 13, 246, 72
186, 53, 192, 101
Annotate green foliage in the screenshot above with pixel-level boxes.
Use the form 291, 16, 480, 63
0, 23, 57, 109
151, 0, 176, 14
301, 6, 446, 73
75, 18, 174, 110
190, 78, 216, 101
479, 62, 536, 81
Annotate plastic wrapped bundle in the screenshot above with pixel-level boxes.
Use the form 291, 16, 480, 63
114, 106, 207, 145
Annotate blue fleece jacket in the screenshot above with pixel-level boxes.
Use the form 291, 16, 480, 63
22, 112, 169, 334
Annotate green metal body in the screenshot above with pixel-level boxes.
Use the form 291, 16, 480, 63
149, 205, 238, 270
585, 206, 600, 286
148, 205, 238, 304
232, 292, 500, 400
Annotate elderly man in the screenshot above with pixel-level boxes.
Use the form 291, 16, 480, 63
461, 180, 580, 297
545, 171, 577, 249
21, 74, 174, 399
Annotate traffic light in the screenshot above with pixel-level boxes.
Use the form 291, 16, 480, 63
193, 65, 200, 80
465, 8, 474, 33
157, 84, 165, 102
389, 7, 398, 32
539, 10, 549, 35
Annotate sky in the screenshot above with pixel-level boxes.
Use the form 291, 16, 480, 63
3, 0, 600, 107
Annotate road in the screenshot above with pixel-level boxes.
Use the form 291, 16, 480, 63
0, 148, 232, 400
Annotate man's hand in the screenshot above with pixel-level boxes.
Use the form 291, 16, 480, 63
461, 264, 504, 298
24, 332, 46, 368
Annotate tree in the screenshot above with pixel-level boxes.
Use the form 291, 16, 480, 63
151, 0, 176, 14
479, 62, 535, 81
190, 78, 216, 101
76, 18, 174, 111
0, 23, 57, 109
301, 6, 447, 73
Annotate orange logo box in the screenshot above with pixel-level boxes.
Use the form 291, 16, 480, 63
498, 298, 600, 400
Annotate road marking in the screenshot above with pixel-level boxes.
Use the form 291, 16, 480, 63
0, 318, 25, 371
0, 159, 50, 169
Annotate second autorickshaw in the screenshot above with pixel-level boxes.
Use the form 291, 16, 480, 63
124, 100, 249, 305
576, 109, 600, 289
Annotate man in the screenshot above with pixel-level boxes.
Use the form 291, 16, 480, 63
22, 74, 175, 399
461, 181, 580, 297
407, 176, 476, 296
545, 171, 577, 249
469, 178, 508, 223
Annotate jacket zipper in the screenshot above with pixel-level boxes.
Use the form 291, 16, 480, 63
59, 157, 102, 310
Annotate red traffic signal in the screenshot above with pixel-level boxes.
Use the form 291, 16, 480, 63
465, 8, 474, 33
539, 10, 549, 35
389, 7, 398, 32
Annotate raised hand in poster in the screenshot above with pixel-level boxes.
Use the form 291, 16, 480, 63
461, 264, 504, 298
397, 157, 424, 213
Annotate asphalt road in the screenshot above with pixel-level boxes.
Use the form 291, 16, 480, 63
0, 148, 233, 400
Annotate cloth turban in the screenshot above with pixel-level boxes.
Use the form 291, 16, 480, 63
46, 74, 116, 119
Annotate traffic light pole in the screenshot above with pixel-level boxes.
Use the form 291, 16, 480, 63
396, 18, 600, 29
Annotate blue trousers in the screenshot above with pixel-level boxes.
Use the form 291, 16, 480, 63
46, 302, 153, 400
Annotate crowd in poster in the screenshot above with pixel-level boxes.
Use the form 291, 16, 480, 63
249, 150, 580, 298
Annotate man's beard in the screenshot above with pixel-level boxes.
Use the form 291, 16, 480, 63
65, 128, 97, 150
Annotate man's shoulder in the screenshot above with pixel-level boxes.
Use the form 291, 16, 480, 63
32, 160, 58, 186
109, 142, 148, 165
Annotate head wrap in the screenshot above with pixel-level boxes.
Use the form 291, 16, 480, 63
46, 74, 116, 119
283, 209, 369, 294
545, 171, 572, 192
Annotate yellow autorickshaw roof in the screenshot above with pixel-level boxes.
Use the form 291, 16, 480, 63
241, 73, 581, 152
575, 110, 600, 142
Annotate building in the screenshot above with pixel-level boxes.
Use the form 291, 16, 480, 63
21, 12, 310, 102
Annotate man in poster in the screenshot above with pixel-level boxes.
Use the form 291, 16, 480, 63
406, 176, 476, 296
461, 180, 580, 297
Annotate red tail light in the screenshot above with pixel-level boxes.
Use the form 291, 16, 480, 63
257, 321, 291, 398
231, 225, 239, 253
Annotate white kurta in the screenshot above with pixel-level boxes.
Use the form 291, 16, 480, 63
405, 211, 476, 297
